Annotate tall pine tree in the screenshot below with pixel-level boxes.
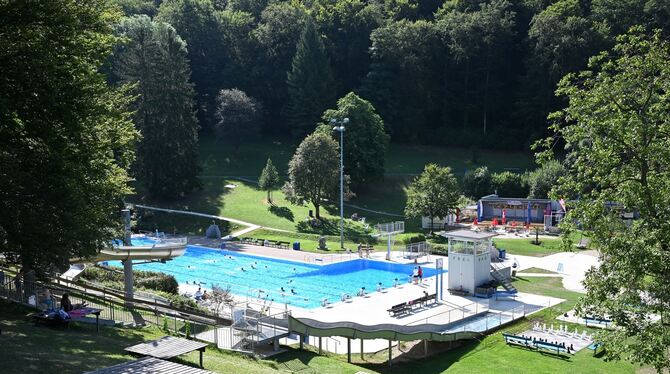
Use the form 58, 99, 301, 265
284, 18, 335, 140
113, 15, 200, 199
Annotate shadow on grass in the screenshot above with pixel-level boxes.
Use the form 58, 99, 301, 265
269, 205, 294, 222
0, 300, 147, 374
131, 177, 230, 236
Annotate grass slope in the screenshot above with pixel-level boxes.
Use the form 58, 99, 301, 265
0, 300, 368, 374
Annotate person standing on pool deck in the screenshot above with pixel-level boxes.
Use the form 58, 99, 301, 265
418, 266, 423, 284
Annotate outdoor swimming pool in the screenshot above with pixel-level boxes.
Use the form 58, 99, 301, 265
106, 243, 445, 309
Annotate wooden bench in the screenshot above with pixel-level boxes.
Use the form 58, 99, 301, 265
502, 333, 533, 348
535, 341, 570, 355
387, 303, 411, 317
420, 293, 437, 306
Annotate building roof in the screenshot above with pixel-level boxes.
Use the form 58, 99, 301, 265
441, 229, 498, 240
479, 194, 552, 204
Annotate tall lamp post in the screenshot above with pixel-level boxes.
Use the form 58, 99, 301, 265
331, 117, 349, 249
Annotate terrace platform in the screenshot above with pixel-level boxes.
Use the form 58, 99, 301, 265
287, 277, 563, 354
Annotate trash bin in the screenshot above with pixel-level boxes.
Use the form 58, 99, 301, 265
293, 241, 301, 251
498, 249, 506, 259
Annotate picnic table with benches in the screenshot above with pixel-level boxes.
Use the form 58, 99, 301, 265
125, 335, 209, 368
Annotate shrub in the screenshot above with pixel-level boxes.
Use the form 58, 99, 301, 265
431, 244, 448, 255
462, 166, 492, 199
82, 266, 179, 295
527, 160, 566, 199
136, 274, 179, 294
491, 171, 529, 197
397, 233, 426, 245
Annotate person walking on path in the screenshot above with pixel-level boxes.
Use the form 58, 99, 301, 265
418, 266, 423, 284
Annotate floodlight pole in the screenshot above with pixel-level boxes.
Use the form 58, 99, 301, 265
332, 117, 349, 249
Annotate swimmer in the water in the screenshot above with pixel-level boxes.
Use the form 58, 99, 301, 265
251, 264, 256, 269
281, 287, 285, 292
287, 279, 293, 284
293, 267, 296, 271
241, 267, 246, 272
291, 289, 296, 294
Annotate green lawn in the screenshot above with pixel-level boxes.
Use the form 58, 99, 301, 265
0, 300, 369, 374
198, 137, 536, 177
493, 238, 566, 257
136, 138, 538, 237
519, 267, 558, 274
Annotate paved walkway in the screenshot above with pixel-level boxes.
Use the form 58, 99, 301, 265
505, 252, 600, 293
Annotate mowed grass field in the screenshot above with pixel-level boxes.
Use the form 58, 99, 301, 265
137, 137, 534, 229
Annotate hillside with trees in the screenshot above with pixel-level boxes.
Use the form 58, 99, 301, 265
112, 0, 670, 151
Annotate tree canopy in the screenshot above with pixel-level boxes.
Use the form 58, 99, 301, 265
539, 28, 670, 371
259, 158, 281, 204
112, 15, 200, 199
317, 92, 389, 189
113, 0, 670, 150
285, 18, 336, 139
404, 164, 461, 233
282, 132, 347, 219
0, 0, 137, 274
214, 88, 262, 144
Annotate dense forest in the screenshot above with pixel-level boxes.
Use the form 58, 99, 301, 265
112, 0, 670, 151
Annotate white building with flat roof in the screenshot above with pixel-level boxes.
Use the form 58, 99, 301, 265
442, 229, 498, 294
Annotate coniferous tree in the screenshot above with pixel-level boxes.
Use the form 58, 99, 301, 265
284, 18, 335, 139
113, 15, 200, 199
258, 158, 281, 204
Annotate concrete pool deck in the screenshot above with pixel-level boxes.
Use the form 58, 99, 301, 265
285, 278, 563, 354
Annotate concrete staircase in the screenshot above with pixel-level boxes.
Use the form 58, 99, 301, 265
490, 265, 517, 293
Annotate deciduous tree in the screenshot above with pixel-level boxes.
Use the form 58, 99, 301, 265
282, 133, 347, 219
214, 88, 262, 146
317, 92, 389, 189
0, 0, 138, 275
538, 28, 670, 371
404, 164, 461, 233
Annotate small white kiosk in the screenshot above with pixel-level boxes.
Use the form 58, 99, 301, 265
442, 229, 498, 295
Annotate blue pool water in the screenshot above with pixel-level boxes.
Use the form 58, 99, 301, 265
107, 242, 445, 309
